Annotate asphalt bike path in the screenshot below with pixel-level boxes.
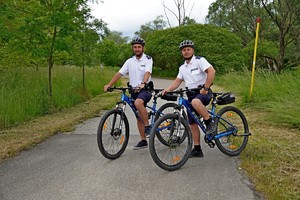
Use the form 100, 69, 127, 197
0, 78, 263, 200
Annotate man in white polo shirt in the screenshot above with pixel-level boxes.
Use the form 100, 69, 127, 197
162, 40, 216, 157
104, 37, 153, 150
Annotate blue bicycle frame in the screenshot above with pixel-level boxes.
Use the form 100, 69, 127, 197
174, 92, 238, 141
116, 88, 164, 126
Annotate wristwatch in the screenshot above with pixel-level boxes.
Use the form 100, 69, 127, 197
203, 87, 209, 91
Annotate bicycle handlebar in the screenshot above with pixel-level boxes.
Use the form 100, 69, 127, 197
163, 87, 225, 102
164, 86, 204, 95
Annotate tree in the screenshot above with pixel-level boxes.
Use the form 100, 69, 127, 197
206, 0, 300, 72
182, 16, 197, 25
161, 0, 195, 27
0, 0, 107, 96
260, 0, 300, 72
206, 0, 268, 46
105, 31, 129, 45
135, 15, 167, 39
70, 15, 106, 93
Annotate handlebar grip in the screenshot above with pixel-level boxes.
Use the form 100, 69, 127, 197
108, 87, 113, 92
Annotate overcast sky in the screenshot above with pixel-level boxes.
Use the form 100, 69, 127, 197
90, 0, 216, 38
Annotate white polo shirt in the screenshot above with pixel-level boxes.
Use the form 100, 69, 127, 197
119, 53, 153, 87
177, 55, 212, 89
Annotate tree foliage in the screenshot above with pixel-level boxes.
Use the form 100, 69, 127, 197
0, 0, 108, 96
146, 24, 246, 74
206, 0, 300, 72
135, 15, 167, 40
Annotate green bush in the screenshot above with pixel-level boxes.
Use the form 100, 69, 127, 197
146, 24, 247, 74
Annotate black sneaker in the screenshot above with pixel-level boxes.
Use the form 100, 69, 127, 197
133, 140, 148, 150
145, 125, 151, 138
189, 148, 204, 158
204, 118, 216, 138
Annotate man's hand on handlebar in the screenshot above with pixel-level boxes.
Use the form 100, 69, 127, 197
104, 84, 111, 92
161, 89, 169, 96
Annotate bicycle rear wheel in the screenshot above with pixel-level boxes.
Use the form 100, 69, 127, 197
214, 106, 249, 156
97, 109, 129, 159
154, 103, 187, 146
149, 113, 192, 171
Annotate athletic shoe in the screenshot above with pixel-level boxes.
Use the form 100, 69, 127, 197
145, 125, 151, 138
204, 118, 216, 138
133, 140, 148, 150
189, 148, 204, 158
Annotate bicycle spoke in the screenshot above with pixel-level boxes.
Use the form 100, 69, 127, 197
149, 114, 192, 171
215, 106, 249, 156
97, 109, 129, 159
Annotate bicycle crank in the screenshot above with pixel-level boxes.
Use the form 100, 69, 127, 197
204, 135, 215, 148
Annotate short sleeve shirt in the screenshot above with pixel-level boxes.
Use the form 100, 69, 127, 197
177, 55, 212, 89
119, 53, 153, 87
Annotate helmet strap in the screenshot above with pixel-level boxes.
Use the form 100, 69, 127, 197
184, 55, 193, 60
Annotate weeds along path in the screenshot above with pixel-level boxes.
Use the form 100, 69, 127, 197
0, 79, 299, 198
213, 84, 300, 199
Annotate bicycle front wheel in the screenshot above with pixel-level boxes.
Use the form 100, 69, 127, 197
214, 106, 249, 156
149, 113, 192, 171
97, 109, 129, 159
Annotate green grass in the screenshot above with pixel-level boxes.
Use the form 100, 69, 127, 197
0, 66, 120, 129
1, 67, 299, 199
215, 69, 300, 129
215, 69, 300, 199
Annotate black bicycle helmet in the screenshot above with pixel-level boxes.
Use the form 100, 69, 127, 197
131, 36, 145, 46
179, 40, 194, 50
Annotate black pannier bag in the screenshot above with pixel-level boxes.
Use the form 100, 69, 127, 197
217, 92, 235, 105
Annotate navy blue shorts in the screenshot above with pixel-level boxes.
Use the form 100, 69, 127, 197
187, 91, 212, 124
131, 89, 152, 107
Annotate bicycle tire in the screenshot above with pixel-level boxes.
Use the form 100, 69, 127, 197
214, 106, 249, 156
97, 109, 129, 159
154, 103, 188, 146
149, 113, 192, 171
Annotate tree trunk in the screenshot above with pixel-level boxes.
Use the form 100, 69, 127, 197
48, 26, 57, 97
278, 29, 285, 73
82, 64, 85, 92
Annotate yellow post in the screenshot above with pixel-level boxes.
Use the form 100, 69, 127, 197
249, 17, 261, 98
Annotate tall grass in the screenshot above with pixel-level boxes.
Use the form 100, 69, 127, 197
215, 69, 300, 199
0, 66, 120, 129
215, 69, 300, 129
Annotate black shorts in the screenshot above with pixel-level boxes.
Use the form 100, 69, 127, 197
131, 89, 152, 107
187, 91, 212, 124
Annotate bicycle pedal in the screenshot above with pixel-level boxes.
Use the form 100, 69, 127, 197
204, 135, 215, 148
208, 141, 215, 148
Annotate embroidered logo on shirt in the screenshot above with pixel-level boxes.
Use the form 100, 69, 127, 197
140, 65, 146, 67
190, 68, 198, 72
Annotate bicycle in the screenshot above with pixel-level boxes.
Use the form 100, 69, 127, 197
149, 87, 251, 171
97, 83, 181, 159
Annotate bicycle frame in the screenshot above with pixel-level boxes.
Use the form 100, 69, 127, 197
114, 88, 162, 127
172, 90, 238, 141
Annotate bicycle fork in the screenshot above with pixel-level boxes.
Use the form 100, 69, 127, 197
110, 103, 126, 138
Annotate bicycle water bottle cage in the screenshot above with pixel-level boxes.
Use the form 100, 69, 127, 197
217, 92, 235, 105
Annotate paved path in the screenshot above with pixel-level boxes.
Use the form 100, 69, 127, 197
0, 78, 263, 200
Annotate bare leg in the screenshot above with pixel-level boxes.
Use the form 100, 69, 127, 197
135, 99, 148, 140
189, 123, 201, 145
191, 99, 210, 120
